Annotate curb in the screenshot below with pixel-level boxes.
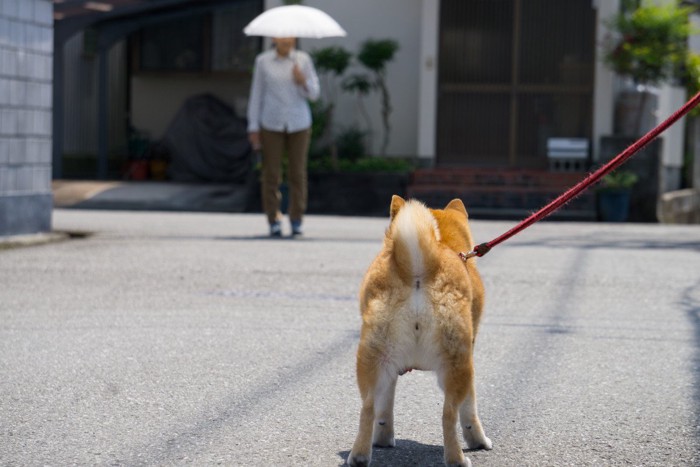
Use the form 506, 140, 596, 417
0, 231, 72, 250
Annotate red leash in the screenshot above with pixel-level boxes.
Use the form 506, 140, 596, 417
460, 91, 700, 261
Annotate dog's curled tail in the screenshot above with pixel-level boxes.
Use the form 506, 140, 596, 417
388, 196, 441, 284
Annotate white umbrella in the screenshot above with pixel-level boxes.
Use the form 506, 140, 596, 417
243, 5, 347, 39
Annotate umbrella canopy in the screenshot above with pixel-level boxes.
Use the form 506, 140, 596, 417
243, 5, 347, 39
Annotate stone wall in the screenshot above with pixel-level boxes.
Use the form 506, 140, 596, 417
0, 0, 53, 236
657, 189, 700, 224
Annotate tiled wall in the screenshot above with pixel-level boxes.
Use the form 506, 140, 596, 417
0, 0, 53, 235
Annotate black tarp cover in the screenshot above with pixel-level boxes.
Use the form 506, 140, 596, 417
163, 93, 252, 183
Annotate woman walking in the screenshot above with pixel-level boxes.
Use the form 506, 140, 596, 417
247, 37, 320, 237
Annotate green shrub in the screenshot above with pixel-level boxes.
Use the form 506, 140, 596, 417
600, 170, 639, 190
603, 0, 697, 86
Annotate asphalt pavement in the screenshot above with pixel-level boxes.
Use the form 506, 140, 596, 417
1, 209, 700, 466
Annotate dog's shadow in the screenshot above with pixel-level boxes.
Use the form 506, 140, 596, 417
338, 439, 446, 466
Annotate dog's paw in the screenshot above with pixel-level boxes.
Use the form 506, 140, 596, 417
464, 427, 492, 451
347, 451, 370, 467
372, 436, 395, 448
446, 457, 472, 467
468, 435, 492, 451
372, 429, 396, 448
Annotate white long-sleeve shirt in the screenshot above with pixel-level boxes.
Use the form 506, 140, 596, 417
247, 48, 320, 133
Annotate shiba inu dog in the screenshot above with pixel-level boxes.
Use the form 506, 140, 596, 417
347, 196, 492, 467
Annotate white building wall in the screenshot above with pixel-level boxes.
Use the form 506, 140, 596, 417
592, 0, 617, 162
266, 0, 423, 158
657, 84, 686, 191
0, 0, 53, 235
266, 0, 614, 163
417, 0, 438, 160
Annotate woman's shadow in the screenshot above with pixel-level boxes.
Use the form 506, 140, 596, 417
337, 439, 446, 466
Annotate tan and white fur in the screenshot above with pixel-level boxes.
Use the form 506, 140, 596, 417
347, 196, 492, 467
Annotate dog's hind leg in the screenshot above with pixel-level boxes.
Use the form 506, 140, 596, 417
348, 345, 380, 467
441, 368, 471, 467
458, 365, 492, 451
372, 371, 397, 447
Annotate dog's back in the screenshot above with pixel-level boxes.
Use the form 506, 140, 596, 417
359, 199, 446, 375
349, 196, 491, 467
358, 198, 482, 372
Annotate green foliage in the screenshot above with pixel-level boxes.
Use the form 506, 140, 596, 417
600, 170, 639, 190
335, 127, 366, 162
685, 52, 700, 116
603, 0, 697, 86
311, 46, 352, 76
344, 156, 412, 173
308, 155, 413, 173
310, 46, 353, 163
309, 38, 400, 157
310, 100, 329, 145
342, 74, 374, 95
341, 74, 374, 149
355, 39, 399, 155
357, 39, 399, 73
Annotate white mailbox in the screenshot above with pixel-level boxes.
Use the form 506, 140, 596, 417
547, 138, 589, 172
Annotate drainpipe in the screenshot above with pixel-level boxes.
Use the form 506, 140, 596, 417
97, 46, 109, 180
52, 41, 64, 179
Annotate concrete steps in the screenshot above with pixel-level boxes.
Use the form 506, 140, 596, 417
407, 168, 597, 220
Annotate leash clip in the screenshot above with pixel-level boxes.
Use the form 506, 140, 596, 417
459, 243, 492, 261
459, 250, 477, 261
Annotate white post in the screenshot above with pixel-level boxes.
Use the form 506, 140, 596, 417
417, 0, 439, 161
592, 0, 618, 162
690, 13, 700, 189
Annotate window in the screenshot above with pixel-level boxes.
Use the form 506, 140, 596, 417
139, 16, 206, 71
134, 1, 262, 73
212, 1, 262, 72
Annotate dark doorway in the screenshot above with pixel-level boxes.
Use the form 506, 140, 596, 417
437, 0, 596, 168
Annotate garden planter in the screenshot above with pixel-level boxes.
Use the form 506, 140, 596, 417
245, 171, 409, 216
598, 190, 631, 222
307, 172, 408, 216
599, 135, 661, 222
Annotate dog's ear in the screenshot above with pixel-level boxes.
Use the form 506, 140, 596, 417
445, 198, 468, 218
390, 195, 406, 220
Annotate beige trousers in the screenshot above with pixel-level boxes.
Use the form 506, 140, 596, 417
260, 127, 311, 225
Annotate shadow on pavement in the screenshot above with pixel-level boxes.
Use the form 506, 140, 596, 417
682, 279, 700, 451
145, 234, 380, 244
338, 439, 445, 466
116, 330, 360, 465
512, 236, 700, 253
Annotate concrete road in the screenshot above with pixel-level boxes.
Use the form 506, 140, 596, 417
1, 209, 699, 466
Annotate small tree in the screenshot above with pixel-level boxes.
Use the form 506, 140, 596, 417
342, 73, 374, 154
356, 39, 399, 156
311, 46, 352, 167
311, 46, 352, 109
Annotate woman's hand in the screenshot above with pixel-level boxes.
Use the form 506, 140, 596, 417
248, 132, 261, 151
292, 64, 306, 87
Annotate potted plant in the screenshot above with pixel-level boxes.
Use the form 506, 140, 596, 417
602, 0, 696, 136
600, 1, 699, 221
597, 170, 639, 222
